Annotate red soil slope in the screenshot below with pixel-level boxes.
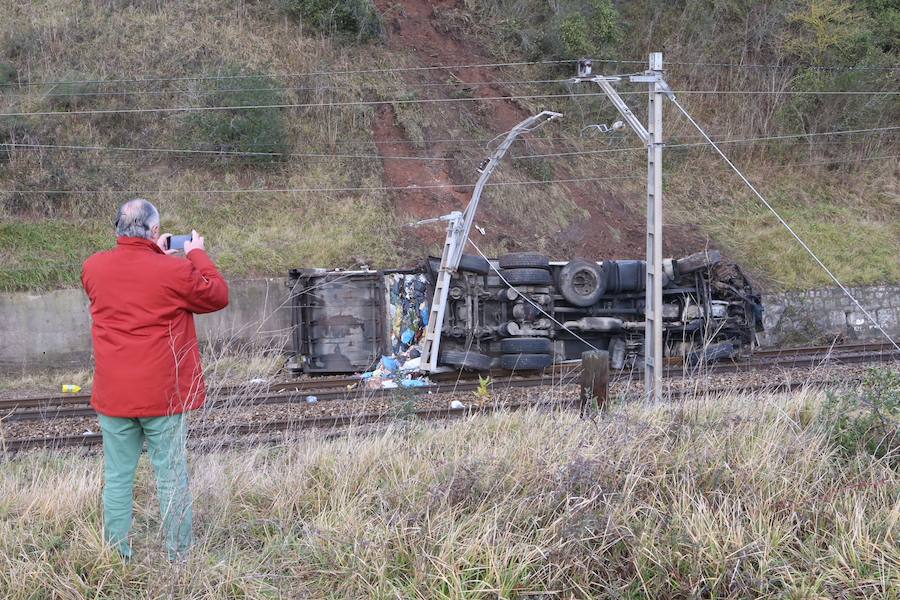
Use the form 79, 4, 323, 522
372, 0, 708, 262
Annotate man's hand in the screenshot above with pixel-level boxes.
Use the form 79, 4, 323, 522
183, 230, 205, 255
156, 233, 179, 256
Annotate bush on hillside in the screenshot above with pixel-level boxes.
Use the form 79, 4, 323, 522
184, 69, 290, 164
546, 0, 621, 59
279, 0, 385, 42
462, 0, 621, 61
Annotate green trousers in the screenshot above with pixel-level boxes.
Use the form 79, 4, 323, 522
98, 413, 193, 560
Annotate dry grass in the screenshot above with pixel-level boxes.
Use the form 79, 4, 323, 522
1, 389, 897, 598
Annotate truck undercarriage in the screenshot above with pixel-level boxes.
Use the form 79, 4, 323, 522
287, 249, 764, 375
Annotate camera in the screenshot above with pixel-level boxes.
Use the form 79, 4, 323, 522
166, 234, 193, 251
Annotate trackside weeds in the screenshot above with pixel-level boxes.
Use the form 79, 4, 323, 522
0, 388, 897, 598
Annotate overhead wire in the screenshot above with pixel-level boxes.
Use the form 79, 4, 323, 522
0, 58, 585, 88
0, 77, 579, 98
518, 126, 900, 159
0, 142, 457, 161
2, 89, 898, 118
0, 91, 612, 117
0, 174, 644, 195
2, 56, 896, 91
2, 152, 893, 194
4, 128, 897, 164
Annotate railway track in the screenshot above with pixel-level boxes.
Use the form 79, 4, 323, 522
2, 341, 895, 419
1, 342, 895, 453
0, 379, 841, 454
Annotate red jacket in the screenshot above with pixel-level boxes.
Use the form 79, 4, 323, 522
82, 237, 229, 417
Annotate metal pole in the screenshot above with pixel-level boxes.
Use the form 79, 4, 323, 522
645, 52, 664, 402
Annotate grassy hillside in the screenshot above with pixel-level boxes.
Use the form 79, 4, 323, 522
0, 0, 898, 292
1, 386, 897, 598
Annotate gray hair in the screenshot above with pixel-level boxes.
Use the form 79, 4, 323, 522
115, 198, 160, 239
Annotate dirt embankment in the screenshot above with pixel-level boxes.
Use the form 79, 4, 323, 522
371, 0, 708, 262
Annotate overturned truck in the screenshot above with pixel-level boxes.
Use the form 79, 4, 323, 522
286, 249, 764, 375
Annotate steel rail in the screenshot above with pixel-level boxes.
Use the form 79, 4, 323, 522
0, 378, 858, 454
1, 343, 896, 422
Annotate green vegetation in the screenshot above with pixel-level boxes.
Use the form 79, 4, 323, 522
183, 69, 290, 163
821, 367, 899, 463
660, 160, 900, 289
0, 221, 112, 291
279, 0, 384, 42
1, 391, 896, 597
0, 0, 897, 292
461, 0, 621, 61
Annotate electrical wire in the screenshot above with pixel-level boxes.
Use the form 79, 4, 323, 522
664, 60, 899, 72
0, 91, 611, 117
2, 57, 895, 91
0, 174, 643, 195
0, 77, 580, 98
518, 126, 900, 159
4, 151, 892, 174
670, 96, 900, 352
3, 88, 899, 118
5, 127, 896, 163
0, 142, 456, 161
2, 77, 896, 99
0, 58, 585, 89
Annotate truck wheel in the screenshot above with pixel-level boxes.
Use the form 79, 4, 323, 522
458, 254, 490, 274
558, 259, 605, 307
500, 353, 552, 371
439, 350, 493, 371
428, 255, 490, 275
500, 268, 552, 286
500, 337, 552, 354
499, 252, 550, 270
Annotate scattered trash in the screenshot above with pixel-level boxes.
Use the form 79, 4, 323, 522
358, 354, 431, 389
305, 395, 318, 404
62, 384, 81, 393
246, 378, 267, 385
399, 378, 428, 388
450, 400, 465, 410
400, 356, 421, 372
380, 355, 400, 373
82, 430, 94, 436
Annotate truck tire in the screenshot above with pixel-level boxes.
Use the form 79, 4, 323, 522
439, 350, 493, 371
458, 254, 490, 274
427, 254, 490, 275
500, 267, 552, 286
500, 337, 552, 354
499, 252, 550, 270
558, 259, 605, 307
499, 353, 552, 371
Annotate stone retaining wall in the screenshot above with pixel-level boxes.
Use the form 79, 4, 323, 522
761, 285, 900, 346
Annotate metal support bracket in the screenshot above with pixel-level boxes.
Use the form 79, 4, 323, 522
416, 110, 563, 372
572, 54, 674, 402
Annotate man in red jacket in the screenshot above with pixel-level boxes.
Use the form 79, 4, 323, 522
82, 198, 229, 560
